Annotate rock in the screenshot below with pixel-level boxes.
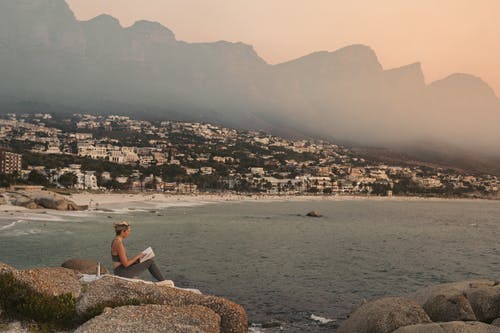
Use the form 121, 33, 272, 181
35, 197, 70, 210
74, 304, 220, 333
491, 318, 500, 327
0, 261, 15, 275
0, 267, 81, 325
337, 297, 431, 333
9, 196, 33, 208
439, 321, 500, 332
306, 211, 322, 217
0, 194, 6, 205
61, 258, 109, 275
392, 322, 445, 333
409, 280, 494, 306
22, 201, 40, 209
393, 321, 500, 333
465, 283, 500, 322
423, 294, 476, 322
76, 275, 247, 333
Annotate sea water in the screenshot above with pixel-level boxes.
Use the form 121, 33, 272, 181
1, 199, 500, 332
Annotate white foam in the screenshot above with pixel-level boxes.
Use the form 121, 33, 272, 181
0, 219, 24, 231
310, 314, 335, 324
248, 324, 265, 333
6, 228, 43, 236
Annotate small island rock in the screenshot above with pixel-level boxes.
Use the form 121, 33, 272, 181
306, 211, 322, 217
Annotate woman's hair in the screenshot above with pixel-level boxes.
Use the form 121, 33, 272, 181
113, 220, 130, 235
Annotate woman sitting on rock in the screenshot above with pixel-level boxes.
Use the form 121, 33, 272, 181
111, 220, 166, 282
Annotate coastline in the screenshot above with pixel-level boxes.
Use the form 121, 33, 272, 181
1, 191, 499, 214
1, 191, 499, 229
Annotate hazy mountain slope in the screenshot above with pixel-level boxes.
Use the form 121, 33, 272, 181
1, 0, 500, 160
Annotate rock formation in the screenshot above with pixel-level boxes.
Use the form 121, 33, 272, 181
61, 258, 109, 275
338, 280, 500, 333
6, 190, 85, 211
0, 261, 247, 333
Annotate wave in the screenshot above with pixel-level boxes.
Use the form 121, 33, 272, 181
0, 219, 25, 231
310, 314, 335, 324
4, 228, 43, 236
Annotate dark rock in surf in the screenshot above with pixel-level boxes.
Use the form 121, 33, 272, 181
306, 211, 322, 217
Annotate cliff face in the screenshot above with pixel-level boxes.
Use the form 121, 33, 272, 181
1, 0, 500, 155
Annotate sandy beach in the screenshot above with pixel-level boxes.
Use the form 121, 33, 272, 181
1, 190, 497, 230
1, 191, 495, 215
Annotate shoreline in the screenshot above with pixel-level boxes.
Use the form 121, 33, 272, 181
1, 191, 499, 213
1, 191, 499, 228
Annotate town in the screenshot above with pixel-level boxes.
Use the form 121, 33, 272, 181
0, 112, 498, 198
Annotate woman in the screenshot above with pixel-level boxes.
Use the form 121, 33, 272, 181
111, 220, 166, 281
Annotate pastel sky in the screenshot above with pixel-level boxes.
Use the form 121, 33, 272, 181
66, 0, 500, 96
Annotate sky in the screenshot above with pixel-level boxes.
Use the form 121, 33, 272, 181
66, 0, 500, 96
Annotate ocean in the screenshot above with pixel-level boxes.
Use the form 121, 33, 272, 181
1, 198, 500, 332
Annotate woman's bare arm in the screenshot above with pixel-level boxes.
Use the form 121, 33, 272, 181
114, 239, 142, 267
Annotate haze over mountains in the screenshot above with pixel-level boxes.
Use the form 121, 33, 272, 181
1, 0, 500, 162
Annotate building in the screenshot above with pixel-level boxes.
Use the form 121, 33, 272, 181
0, 150, 22, 175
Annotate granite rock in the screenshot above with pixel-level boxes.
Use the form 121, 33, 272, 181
74, 304, 220, 333
61, 258, 109, 275
337, 297, 431, 333
76, 275, 247, 333
423, 294, 477, 322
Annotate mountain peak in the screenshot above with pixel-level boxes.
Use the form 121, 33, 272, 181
84, 14, 122, 28
429, 73, 498, 100
385, 62, 426, 88
127, 20, 176, 43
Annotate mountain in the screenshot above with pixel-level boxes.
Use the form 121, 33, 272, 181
1, 0, 500, 165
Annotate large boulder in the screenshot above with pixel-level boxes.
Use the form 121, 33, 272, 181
423, 294, 476, 322
465, 283, 500, 322
74, 304, 220, 333
61, 258, 109, 275
34, 197, 71, 210
337, 297, 431, 333
409, 280, 494, 306
76, 275, 247, 333
0, 267, 81, 325
393, 321, 500, 333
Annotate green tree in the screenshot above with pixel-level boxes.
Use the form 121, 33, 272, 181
59, 172, 77, 188
27, 171, 51, 187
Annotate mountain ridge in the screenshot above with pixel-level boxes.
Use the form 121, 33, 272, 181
1, 0, 500, 164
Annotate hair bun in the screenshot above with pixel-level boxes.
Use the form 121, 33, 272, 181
113, 220, 130, 230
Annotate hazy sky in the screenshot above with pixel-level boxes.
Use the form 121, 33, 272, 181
66, 0, 500, 96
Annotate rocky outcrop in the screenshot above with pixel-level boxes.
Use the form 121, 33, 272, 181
74, 304, 220, 333
339, 280, 500, 333
61, 258, 109, 275
0, 267, 80, 325
0, 262, 247, 333
337, 297, 432, 333
7, 191, 84, 211
393, 321, 500, 333
76, 275, 247, 333
422, 294, 476, 322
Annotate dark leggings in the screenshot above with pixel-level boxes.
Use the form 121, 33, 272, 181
113, 259, 165, 281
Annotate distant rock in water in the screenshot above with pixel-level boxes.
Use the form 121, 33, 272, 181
306, 211, 322, 217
